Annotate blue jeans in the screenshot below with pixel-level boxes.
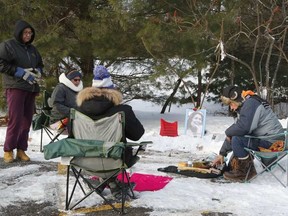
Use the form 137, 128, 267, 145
231, 136, 272, 158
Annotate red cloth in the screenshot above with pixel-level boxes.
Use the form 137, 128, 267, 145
117, 172, 173, 192
160, 118, 178, 137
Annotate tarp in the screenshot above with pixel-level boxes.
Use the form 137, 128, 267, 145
118, 172, 173, 191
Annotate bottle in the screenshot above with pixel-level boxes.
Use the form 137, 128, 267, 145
187, 156, 192, 167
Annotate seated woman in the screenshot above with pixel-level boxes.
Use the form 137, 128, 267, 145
76, 65, 145, 200
49, 69, 83, 130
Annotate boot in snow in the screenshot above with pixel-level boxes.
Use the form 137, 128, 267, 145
4, 151, 14, 163
16, 149, 30, 162
224, 155, 256, 182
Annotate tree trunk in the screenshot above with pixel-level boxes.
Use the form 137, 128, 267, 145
196, 70, 202, 108
161, 79, 181, 114
79, 56, 94, 75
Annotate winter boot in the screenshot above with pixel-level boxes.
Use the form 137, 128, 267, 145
223, 155, 256, 182
229, 156, 239, 171
4, 151, 14, 163
16, 149, 30, 162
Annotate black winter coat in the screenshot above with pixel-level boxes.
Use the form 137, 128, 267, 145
76, 87, 145, 142
0, 20, 43, 92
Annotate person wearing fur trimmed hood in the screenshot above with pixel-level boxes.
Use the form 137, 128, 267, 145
76, 65, 144, 141
212, 86, 284, 182
76, 65, 145, 200
49, 69, 83, 124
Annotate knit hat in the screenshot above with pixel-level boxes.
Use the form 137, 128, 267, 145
65, 69, 82, 80
92, 65, 114, 88
221, 86, 243, 105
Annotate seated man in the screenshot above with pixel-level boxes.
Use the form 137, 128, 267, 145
76, 65, 145, 199
212, 86, 284, 182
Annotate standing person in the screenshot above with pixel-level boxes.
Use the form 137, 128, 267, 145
49, 69, 83, 128
76, 65, 145, 199
0, 20, 44, 163
212, 86, 284, 182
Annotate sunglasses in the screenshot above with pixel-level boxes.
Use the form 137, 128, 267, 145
73, 79, 81, 82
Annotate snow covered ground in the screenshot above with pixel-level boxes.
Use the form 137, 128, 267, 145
0, 100, 287, 216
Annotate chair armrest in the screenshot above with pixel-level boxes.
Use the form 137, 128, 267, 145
245, 132, 287, 140
125, 141, 153, 147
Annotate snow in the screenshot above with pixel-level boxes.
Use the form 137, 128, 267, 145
0, 100, 287, 216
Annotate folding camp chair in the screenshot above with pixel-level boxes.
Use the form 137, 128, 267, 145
43, 108, 150, 214
32, 90, 67, 152
244, 120, 288, 187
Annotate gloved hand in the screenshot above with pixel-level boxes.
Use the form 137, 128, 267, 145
14, 67, 37, 85
211, 155, 224, 167
24, 68, 42, 82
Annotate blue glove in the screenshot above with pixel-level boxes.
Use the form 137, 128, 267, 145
14, 67, 25, 78
14, 67, 37, 85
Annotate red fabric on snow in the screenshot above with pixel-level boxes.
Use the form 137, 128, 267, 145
160, 118, 178, 137
117, 172, 173, 192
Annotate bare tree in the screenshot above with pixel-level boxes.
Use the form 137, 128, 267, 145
221, 1, 288, 104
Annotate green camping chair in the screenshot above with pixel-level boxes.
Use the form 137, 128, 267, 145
244, 120, 288, 187
43, 108, 151, 214
32, 90, 67, 152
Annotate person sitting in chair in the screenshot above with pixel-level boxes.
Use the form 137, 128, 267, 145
212, 86, 284, 182
49, 69, 83, 130
76, 65, 145, 199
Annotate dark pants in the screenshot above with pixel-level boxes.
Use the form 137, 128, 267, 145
4, 89, 37, 152
231, 136, 272, 158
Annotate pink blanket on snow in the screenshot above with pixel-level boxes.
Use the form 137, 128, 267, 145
117, 172, 173, 192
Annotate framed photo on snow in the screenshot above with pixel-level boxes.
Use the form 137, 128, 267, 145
184, 109, 206, 137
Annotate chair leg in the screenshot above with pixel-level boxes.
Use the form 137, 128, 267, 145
287, 154, 288, 187
244, 161, 253, 182
255, 155, 287, 188
66, 166, 124, 212
40, 128, 44, 152
41, 126, 66, 152
50, 128, 66, 143
65, 165, 70, 210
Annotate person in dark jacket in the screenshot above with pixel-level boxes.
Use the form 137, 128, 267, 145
76, 65, 144, 142
212, 86, 284, 182
49, 69, 83, 127
0, 20, 44, 163
76, 65, 145, 199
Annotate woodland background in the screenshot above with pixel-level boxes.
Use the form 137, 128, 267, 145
0, 0, 287, 115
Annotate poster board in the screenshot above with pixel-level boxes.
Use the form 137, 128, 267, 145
184, 109, 206, 137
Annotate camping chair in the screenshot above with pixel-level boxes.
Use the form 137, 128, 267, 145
43, 108, 150, 214
32, 90, 67, 152
244, 120, 288, 187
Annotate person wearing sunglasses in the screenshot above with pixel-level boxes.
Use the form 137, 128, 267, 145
49, 69, 83, 129
0, 20, 44, 163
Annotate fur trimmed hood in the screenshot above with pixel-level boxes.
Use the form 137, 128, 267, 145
76, 87, 123, 107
